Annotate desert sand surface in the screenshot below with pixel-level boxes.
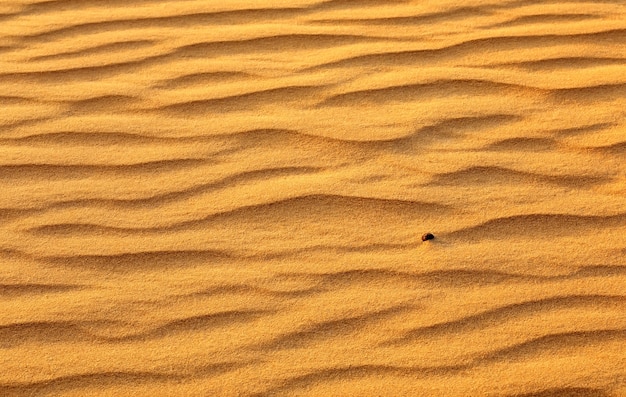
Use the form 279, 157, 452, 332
1, 0, 626, 396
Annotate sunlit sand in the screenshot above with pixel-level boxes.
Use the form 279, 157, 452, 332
1, 1, 626, 396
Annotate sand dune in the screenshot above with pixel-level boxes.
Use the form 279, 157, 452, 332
1, 0, 626, 396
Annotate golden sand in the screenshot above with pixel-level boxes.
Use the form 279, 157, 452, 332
1, 0, 626, 396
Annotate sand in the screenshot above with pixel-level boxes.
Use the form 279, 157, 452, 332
1, 0, 626, 396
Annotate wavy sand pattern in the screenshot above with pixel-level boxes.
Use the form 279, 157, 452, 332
1, 1, 626, 396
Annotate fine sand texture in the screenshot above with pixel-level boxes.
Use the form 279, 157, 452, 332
1, 1, 626, 396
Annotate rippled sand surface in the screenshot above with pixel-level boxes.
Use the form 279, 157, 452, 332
1, 1, 626, 396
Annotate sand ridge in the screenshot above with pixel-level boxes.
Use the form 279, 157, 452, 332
1, 0, 626, 396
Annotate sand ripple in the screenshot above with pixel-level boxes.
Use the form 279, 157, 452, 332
1, 0, 626, 396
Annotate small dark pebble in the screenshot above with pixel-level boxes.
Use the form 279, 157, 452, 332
421, 233, 435, 241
